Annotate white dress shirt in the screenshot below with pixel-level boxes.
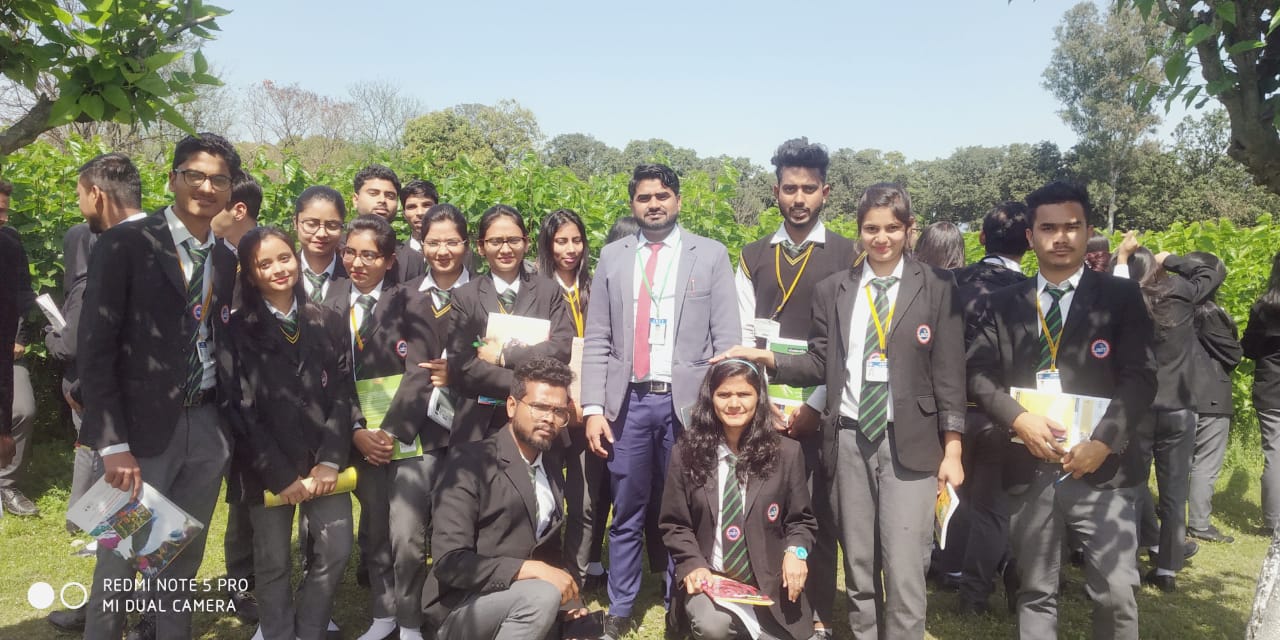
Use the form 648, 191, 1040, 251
632, 227, 681, 383
492, 273, 521, 308
839, 258, 905, 422
982, 254, 1023, 272
524, 449, 555, 537
418, 268, 470, 310
1034, 266, 1085, 334
711, 443, 747, 573
302, 255, 338, 300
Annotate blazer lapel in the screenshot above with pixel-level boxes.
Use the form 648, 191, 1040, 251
1014, 281, 1042, 373
498, 427, 540, 533
673, 237, 697, 328
479, 277, 503, 316
743, 471, 763, 519
617, 236, 637, 346
834, 269, 862, 362
888, 259, 924, 343
513, 272, 538, 316
1060, 269, 1098, 348
144, 213, 186, 297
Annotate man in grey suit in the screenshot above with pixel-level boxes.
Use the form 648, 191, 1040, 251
584, 163, 741, 638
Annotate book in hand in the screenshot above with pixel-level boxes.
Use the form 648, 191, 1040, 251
766, 336, 816, 421
35, 293, 67, 331
485, 313, 551, 347
356, 374, 424, 460
67, 478, 205, 578
263, 467, 359, 507
1008, 387, 1112, 449
935, 482, 959, 550
703, 577, 775, 606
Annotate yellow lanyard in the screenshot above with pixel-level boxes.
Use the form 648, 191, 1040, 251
864, 284, 897, 353
349, 305, 365, 351
565, 286, 585, 338
1036, 294, 1063, 370
772, 243, 814, 320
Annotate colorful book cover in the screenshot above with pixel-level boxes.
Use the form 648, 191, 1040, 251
766, 336, 814, 418
68, 479, 205, 578
356, 373, 423, 460
704, 578, 775, 606
935, 482, 959, 550
1008, 387, 1112, 448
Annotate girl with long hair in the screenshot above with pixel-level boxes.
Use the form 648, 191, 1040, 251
1244, 251, 1280, 534
660, 358, 818, 640
912, 221, 966, 270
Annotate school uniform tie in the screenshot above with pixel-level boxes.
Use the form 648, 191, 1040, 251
429, 287, 451, 310
1038, 283, 1073, 371
720, 454, 755, 584
304, 270, 327, 303
279, 311, 299, 344
355, 294, 376, 345
497, 288, 517, 313
183, 240, 211, 405
858, 276, 898, 442
633, 242, 663, 380
780, 239, 811, 260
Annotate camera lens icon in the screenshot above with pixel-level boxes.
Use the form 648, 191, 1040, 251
28, 582, 88, 610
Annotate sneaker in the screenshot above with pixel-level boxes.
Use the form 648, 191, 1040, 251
0, 488, 39, 516
1187, 525, 1235, 544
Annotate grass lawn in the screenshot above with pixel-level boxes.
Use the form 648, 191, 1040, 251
0, 436, 1271, 639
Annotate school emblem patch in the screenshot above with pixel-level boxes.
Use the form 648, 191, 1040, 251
321, 370, 329, 388
1090, 339, 1111, 359
767, 503, 780, 522
916, 324, 932, 345
220, 305, 231, 324
725, 525, 742, 542
396, 340, 409, 358
191, 304, 203, 321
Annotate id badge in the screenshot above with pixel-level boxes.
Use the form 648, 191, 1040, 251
1036, 369, 1062, 393
649, 318, 668, 346
753, 318, 781, 348
197, 340, 212, 366
864, 353, 889, 382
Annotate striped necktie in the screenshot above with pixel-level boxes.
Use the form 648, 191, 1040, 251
1038, 283, 1073, 370
858, 276, 898, 442
355, 294, 376, 344
183, 240, 211, 405
497, 288, 517, 312
279, 311, 299, 343
304, 270, 328, 303
720, 454, 755, 584
781, 239, 811, 259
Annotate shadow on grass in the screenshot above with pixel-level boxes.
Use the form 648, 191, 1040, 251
1216, 466, 1262, 533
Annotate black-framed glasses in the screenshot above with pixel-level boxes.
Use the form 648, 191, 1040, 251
517, 398, 570, 426
341, 248, 385, 264
424, 239, 465, 250
483, 236, 527, 249
298, 219, 345, 234
174, 169, 232, 192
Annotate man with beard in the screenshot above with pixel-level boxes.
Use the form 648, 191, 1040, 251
732, 138, 855, 638
423, 357, 584, 639
584, 164, 741, 638
352, 164, 401, 226
391, 178, 438, 285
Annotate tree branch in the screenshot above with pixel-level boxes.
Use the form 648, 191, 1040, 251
0, 94, 52, 156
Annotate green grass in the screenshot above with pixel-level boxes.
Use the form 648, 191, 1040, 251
0, 434, 1272, 639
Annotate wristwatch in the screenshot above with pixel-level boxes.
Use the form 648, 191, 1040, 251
785, 546, 809, 560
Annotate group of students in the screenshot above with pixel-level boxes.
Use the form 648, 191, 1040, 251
4, 132, 1280, 640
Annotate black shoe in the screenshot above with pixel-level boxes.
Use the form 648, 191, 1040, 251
1187, 525, 1235, 544
1143, 569, 1177, 593
602, 614, 635, 640
126, 614, 157, 640
47, 608, 87, 632
1068, 547, 1085, 567
1002, 561, 1020, 615
957, 598, 991, 616
229, 590, 259, 625
0, 488, 39, 516
1184, 540, 1200, 560
583, 570, 608, 593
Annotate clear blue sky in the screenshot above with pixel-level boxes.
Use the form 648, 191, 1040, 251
202, 0, 1184, 165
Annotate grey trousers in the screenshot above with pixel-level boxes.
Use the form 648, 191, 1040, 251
84, 405, 230, 640
354, 451, 441, 627
224, 498, 255, 585
1144, 409, 1197, 571
833, 427, 935, 640
1261, 409, 1280, 530
1188, 414, 1231, 531
684, 592, 789, 640
66, 410, 105, 531
1008, 463, 1139, 640
562, 426, 609, 585
437, 578, 562, 640
251, 492, 352, 640
0, 363, 35, 488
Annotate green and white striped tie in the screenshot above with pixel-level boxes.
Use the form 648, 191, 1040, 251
720, 454, 755, 584
1038, 283, 1073, 371
183, 240, 211, 404
858, 276, 898, 442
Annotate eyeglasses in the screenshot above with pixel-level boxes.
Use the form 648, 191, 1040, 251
298, 219, 345, 234
424, 239, 465, 250
341, 248, 385, 263
517, 398, 570, 426
483, 236, 527, 249
175, 169, 232, 192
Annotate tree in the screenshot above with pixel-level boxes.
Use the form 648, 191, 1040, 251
0, 0, 228, 156
1122, 0, 1280, 196
401, 99, 542, 174
619, 138, 701, 176
1044, 2, 1169, 232
347, 80, 424, 151
543, 133, 624, 180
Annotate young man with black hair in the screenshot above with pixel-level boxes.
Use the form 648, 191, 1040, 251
968, 182, 1156, 639
392, 178, 438, 285
732, 137, 855, 638
78, 133, 242, 640
353, 164, 402, 225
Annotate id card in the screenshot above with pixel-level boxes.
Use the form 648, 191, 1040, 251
864, 353, 889, 382
197, 340, 214, 369
753, 318, 781, 348
1035, 369, 1062, 393
649, 318, 668, 346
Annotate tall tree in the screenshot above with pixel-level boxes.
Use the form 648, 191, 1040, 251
347, 80, 424, 151
0, 0, 227, 156
401, 99, 542, 173
1044, 1, 1168, 231
543, 133, 624, 179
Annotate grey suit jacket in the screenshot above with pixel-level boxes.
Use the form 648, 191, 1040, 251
581, 227, 740, 423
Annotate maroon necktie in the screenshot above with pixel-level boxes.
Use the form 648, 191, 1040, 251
633, 242, 663, 379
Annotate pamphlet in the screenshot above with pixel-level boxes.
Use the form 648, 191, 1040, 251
67, 478, 204, 578
428, 386, 457, 430
485, 313, 551, 346
935, 482, 959, 550
703, 578, 775, 606
766, 336, 814, 419
36, 293, 66, 331
263, 467, 358, 507
356, 374, 423, 460
1008, 387, 1111, 448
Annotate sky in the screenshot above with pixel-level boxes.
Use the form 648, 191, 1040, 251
200, 0, 1191, 166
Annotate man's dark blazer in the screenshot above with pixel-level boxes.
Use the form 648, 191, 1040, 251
0, 229, 24, 434
422, 425, 565, 626
1146, 255, 1222, 411
967, 267, 1157, 490
390, 241, 426, 286
1192, 303, 1242, 416
446, 272, 573, 445
1243, 303, 1280, 411
952, 256, 1028, 345
660, 438, 818, 640
381, 284, 451, 453
222, 296, 355, 504
773, 256, 967, 477
45, 224, 94, 387
78, 209, 229, 456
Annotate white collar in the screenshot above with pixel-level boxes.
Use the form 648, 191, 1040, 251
304, 255, 338, 278
265, 298, 298, 321
636, 225, 681, 249
769, 221, 827, 246
982, 254, 1022, 272
556, 272, 578, 293
1036, 266, 1085, 294
859, 256, 906, 283
350, 280, 384, 304
492, 273, 521, 295
222, 237, 238, 256
163, 206, 211, 251
409, 236, 422, 252
717, 442, 735, 462
419, 268, 470, 293
124, 211, 147, 223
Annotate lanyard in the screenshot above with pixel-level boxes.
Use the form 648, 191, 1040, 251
772, 243, 814, 319
864, 284, 897, 353
349, 304, 366, 351
565, 286, 584, 338
636, 239, 679, 308
1036, 294, 1064, 370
